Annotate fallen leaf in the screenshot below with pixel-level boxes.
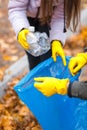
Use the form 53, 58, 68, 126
0, 69, 4, 81
3, 55, 12, 61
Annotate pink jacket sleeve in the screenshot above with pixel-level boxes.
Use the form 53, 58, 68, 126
8, 0, 30, 36
50, 0, 66, 45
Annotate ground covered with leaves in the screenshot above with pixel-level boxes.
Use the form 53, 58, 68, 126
0, 74, 42, 130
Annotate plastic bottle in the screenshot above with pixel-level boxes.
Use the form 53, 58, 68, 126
40, 32, 50, 53
26, 26, 41, 57
26, 26, 50, 57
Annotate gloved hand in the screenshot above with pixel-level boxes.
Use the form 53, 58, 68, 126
68, 53, 87, 76
34, 77, 69, 97
51, 40, 66, 66
18, 28, 30, 50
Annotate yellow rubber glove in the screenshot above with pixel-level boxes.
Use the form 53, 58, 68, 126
68, 53, 87, 76
51, 40, 66, 66
34, 77, 69, 97
18, 29, 30, 50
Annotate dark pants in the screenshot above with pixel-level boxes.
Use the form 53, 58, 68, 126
26, 17, 51, 70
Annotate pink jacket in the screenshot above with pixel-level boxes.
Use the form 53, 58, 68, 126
8, 0, 66, 44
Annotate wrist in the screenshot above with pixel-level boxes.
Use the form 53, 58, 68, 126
67, 82, 72, 97
17, 28, 29, 39
81, 53, 87, 63
51, 40, 63, 48
56, 79, 69, 95
68, 81, 79, 98
84, 47, 87, 52
76, 53, 87, 64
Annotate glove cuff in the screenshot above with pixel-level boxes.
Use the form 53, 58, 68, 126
82, 53, 87, 62
56, 79, 69, 95
51, 40, 63, 46
17, 28, 29, 40
77, 53, 87, 63
17, 28, 26, 38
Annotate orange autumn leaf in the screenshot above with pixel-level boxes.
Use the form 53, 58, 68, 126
3, 55, 18, 61
3, 55, 12, 61
0, 69, 4, 81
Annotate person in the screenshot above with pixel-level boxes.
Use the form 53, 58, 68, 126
34, 51, 87, 100
8, 0, 81, 70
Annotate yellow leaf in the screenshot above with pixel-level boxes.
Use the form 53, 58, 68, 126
3, 55, 12, 61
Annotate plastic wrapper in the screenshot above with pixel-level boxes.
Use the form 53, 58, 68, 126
26, 32, 50, 56
14, 56, 87, 130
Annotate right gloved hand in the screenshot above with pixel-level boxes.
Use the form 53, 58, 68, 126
51, 40, 66, 66
68, 53, 87, 76
18, 29, 30, 50
34, 77, 69, 96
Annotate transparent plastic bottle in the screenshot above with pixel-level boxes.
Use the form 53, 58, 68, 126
26, 26, 50, 57
26, 26, 41, 57
35, 32, 50, 55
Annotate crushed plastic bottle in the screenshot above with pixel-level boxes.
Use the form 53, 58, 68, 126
26, 26, 50, 57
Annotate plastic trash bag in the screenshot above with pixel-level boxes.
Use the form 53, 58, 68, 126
14, 56, 87, 130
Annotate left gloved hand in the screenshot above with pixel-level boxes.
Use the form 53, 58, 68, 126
51, 40, 66, 66
68, 53, 87, 76
34, 77, 69, 97
17, 28, 30, 50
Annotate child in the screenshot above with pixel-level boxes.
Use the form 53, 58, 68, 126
8, 0, 81, 70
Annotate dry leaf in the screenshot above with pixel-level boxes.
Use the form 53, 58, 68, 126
0, 69, 4, 81
3, 55, 12, 61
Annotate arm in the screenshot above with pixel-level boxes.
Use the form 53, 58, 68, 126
68, 62, 87, 100
68, 48, 87, 100
50, 1, 66, 65
34, 76, 87, 100
50, 0, 66, 44
8, 0, 38, 50
50, 0, 66, 66
8, 0, 30, 36
68, 81, 87, 100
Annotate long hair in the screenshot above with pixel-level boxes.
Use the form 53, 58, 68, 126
40, 0, 81, 31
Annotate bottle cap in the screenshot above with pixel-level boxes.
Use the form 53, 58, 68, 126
28, 26, 35, 32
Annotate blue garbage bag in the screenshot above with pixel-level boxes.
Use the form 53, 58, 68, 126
14, 56, 87, 130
